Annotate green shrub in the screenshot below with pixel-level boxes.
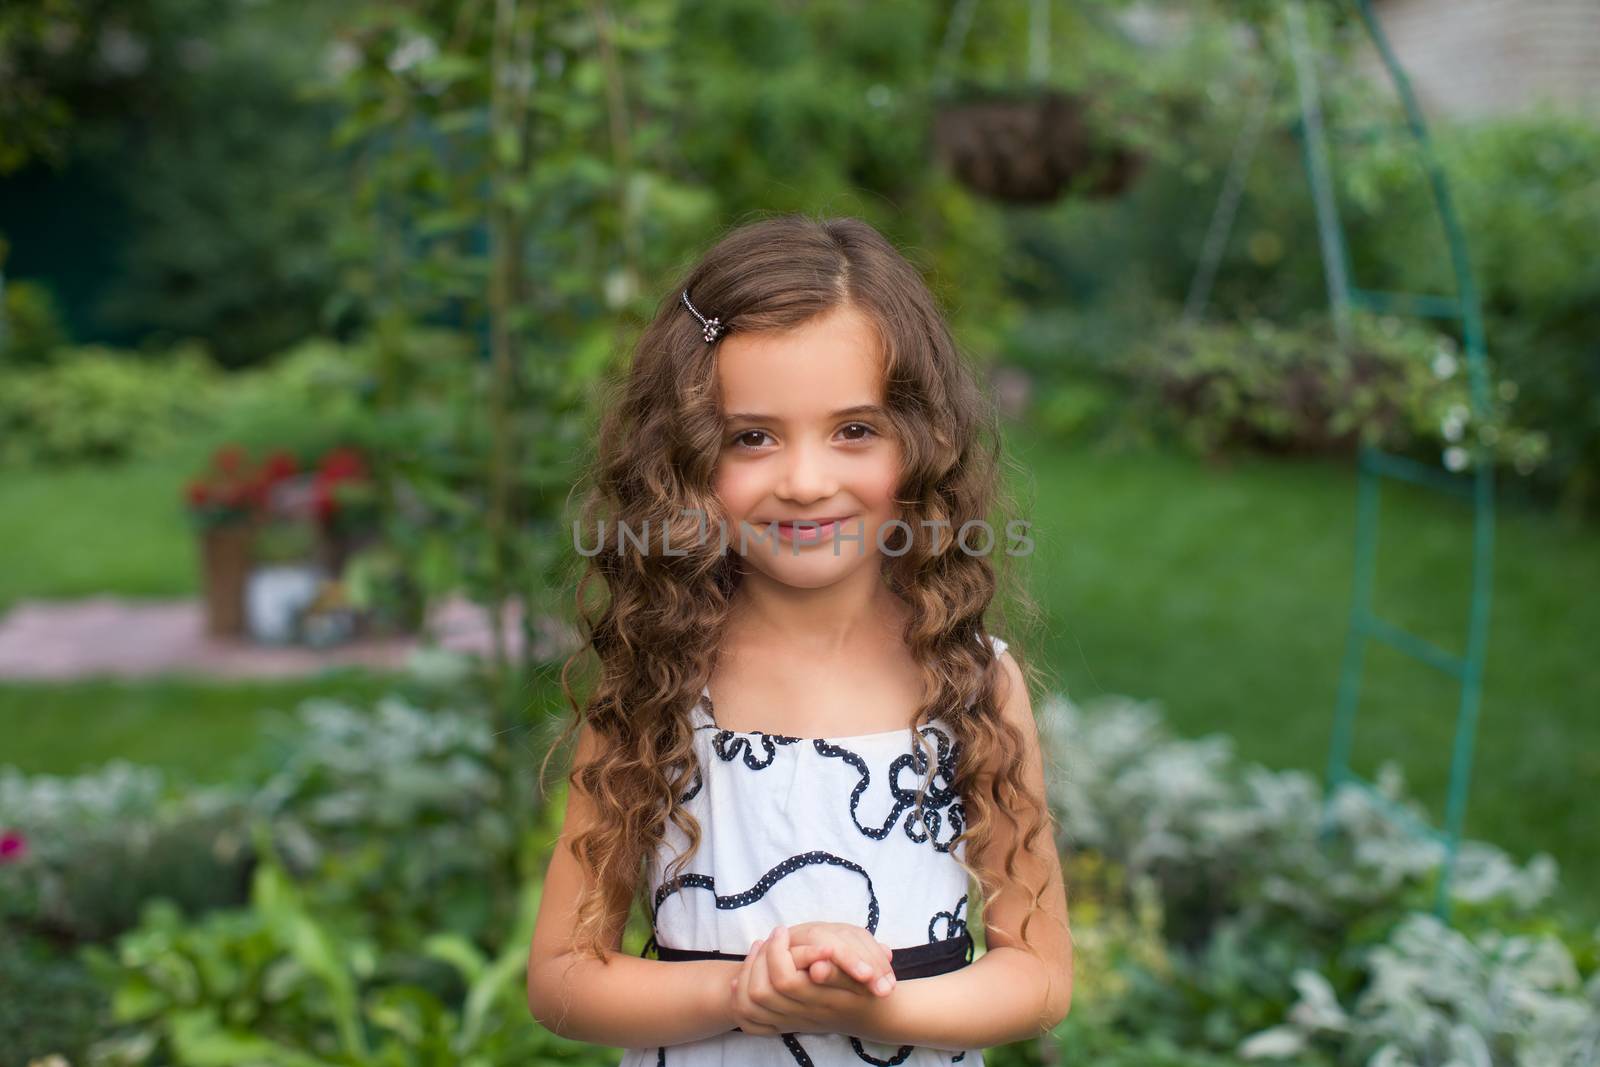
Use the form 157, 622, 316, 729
0, 330, 394, 470
1122, 310, 1549, 478
1236, 913, 1600, 1066
0, 343, 223, 467
245, 694, 521, 947
1341, 108, 1600, 517
0, 277, 69, 367
0, 761, 254, 946
0, 933, 112, 1066
83, 827, 610, 1067
1035, 691, 1589, 1062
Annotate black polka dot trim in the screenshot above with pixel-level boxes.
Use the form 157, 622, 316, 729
712, 728, 802, 769
652, 849, 881, 934
849, 1037, 916, 1064
928, 893, 970, 944
813, 725, 966, 853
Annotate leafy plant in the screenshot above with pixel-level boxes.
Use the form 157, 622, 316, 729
0, 342, 222, 467
1033, 690, 1581, 1059
1238, 913, 1600, 1066
1123, 310, 1549, 477
83, 823, 609, 1066
245, 695, 522, 947
0, 761, 253, 946
0, 276, 69, 366
0, 931, 112, 1066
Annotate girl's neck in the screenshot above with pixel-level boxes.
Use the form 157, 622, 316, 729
727, 563, 905, 658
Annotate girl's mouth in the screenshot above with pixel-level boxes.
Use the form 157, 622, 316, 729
773, 516, 854, 544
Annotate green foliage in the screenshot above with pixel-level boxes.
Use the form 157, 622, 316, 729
206, 334, 391, 462
1237, 913, 1600, 1065
0, 932, 112, 1066
0, 331, 395, 471
0, 276, 70, 365
0, 0, 350, 364
82, 828, 609, 1067
1052, 1013, 1306, 1067
1122, 310, 1549, 477
1001, 21, 1598, 516
1337, 108, 1600, 517
7, 680, 1595, 1062
0, 0, 93, 173
1033, 692, 1594, 1063
0, 342, 223, 466
92, 0, 350, 368
0, 761, 253, 945
246, 695, 520, 947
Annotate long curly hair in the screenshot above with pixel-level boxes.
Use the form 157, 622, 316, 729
539, 212, 1057, 976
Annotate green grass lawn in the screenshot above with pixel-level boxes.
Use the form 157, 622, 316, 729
1013, 430, 1598, 922
0, 447, 210, 614
1, 433, 1595, 920
0, 671, 401, 783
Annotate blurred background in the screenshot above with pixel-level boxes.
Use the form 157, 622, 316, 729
1, 1, 1596, 1064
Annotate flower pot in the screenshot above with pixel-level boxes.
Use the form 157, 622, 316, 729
245, 563, 326, 645
200, 522, 256, 636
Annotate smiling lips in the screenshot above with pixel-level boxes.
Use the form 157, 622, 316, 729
766, 515, 855, 543
770, 516, 850, 526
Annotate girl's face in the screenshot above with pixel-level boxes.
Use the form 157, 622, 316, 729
712, 302, 902, 589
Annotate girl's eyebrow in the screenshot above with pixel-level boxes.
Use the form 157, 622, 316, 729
725, 404, 885, 424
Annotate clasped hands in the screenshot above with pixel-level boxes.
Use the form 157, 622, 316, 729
726, 921, 898, 1037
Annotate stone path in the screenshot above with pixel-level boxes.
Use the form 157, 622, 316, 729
0, 595, 563, 680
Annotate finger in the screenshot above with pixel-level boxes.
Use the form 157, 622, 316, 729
848, 930, 896, 996
860, 929, 895, 974
764, 924, 811, 1006
738, 939, 769, 1012
738, 939, 785, 1035
818, 962, 874, 994
838, 930, 893, 991
790, 944, 832, 970
747, 935, 784, 1011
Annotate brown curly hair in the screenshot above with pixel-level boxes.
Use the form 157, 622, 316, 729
538, 211, 1056, 972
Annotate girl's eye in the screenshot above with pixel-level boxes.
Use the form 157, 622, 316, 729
726, 423, 879, 451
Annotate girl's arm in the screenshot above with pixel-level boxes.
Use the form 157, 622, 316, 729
839, 650, 1074, 1050
526, 722, 740, 1046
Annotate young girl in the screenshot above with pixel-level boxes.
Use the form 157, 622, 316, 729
527, 214, 1072, 1065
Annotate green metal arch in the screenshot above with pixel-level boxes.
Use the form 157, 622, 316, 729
1286, 0, 1496, 924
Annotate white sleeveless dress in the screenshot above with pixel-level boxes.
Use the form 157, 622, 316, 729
616, 636, 1008, 1067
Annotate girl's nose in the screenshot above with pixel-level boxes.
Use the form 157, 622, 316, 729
776, 438, 838, 504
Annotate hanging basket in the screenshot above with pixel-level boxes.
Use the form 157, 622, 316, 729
932, 86, 1146, 204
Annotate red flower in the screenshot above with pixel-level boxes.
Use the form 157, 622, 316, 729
185, 481, 212, 507
213, 443, 249, 475
0, 830, 26, 863
318, 446, 367, 483
261, 450, 299, 485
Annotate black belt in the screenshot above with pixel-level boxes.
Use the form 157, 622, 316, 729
641, 929, 974, 981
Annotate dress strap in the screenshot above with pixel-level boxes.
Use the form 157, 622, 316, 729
690, 687, 716, 729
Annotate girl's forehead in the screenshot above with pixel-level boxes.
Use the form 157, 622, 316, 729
715, 306, 885, 416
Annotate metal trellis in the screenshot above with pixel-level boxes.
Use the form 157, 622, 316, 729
1285, 0, 1497, 924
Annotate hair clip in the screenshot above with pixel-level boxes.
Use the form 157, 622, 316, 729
680, 289, 725, 344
